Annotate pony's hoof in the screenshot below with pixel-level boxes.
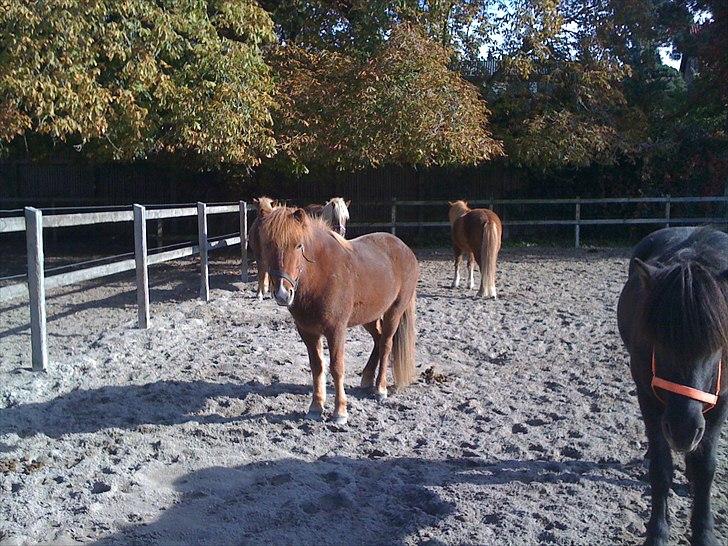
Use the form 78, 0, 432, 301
305, 409, 324, 421
360, 377, 375, 389
256, 292, 264, 301
375, 390, 388, 402
330, 414, 348, 426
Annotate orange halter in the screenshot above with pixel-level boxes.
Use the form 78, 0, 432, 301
651, 349, 722, 413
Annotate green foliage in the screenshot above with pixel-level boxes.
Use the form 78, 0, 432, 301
270, 24, 503, 171
0, 0, 277, 165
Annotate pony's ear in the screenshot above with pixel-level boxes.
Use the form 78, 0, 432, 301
292, 208, 306, 223
447, 201, 453, 206
345, 200, 351, 208
633, 258, 658, 288
253, 198, 260, 204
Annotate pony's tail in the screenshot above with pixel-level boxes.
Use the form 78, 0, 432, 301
481, 220, 501, 298
392, 293, 417, 388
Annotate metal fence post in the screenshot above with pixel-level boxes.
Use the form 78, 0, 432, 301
197, 202, 210, 301
665, 195, 671, 228
575, 199, 581, 249
25, 207, 47, 371
240, 200, 248, 282
390, 198, 397, 236
133, 204, 150, 328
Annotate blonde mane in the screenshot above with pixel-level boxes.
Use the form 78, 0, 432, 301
323, 197, 350, 225
448, 200, 470, 225
261, 206, 352, 249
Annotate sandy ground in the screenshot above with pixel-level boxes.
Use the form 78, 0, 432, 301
0, 248, 726, 546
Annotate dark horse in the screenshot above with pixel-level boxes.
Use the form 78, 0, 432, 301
618, 227, 727, 546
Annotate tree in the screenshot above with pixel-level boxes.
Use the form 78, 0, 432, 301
0, 0, 277, 166
270, 23, 503, 171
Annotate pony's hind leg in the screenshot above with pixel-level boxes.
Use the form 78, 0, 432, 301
360, 320, 382, 389
298, 327, 326, 420
451, 252, 463, 288
685, 412, 725, 546
374, 309, 404, 401
326, 328, 348, 425
467, 253, 476, 289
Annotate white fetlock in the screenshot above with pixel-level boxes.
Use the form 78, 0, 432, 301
257, 291, 264, 301
375, 389, 388, 402
330, 413, 348, 426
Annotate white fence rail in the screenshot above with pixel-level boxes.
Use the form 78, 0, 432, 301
2, 194, 727, 371
347, 195, 728, 247
0, 202, 250, 371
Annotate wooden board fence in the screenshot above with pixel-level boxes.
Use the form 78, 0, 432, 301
346, 195, 728, 248
2, 194, 728, 371
0, 202, 250, 370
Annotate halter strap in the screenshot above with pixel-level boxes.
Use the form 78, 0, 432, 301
268, 245, 313, 290
269, 270, 298, 290
651, 349, 722, 412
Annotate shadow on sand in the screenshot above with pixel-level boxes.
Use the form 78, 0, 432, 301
90, 454, 644, 546
0, 379, 309, 440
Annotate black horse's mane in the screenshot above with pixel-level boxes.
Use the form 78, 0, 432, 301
640, 227, 728, 359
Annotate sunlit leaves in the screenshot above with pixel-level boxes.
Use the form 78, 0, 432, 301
0, 0, 277, 165
271, 24, 503, 171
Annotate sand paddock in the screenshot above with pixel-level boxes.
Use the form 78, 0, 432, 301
0, 248, 726, 545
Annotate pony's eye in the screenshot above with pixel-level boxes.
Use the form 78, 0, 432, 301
296, 243, 303, 250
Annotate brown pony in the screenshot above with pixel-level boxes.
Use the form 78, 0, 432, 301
448, 200, 502, 298
248, 197, 278, 300
259, 207, 419, 425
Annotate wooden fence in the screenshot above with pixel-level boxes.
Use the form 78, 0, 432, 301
2, 194, 727, 372
0, 202, 250, 371
347, 195, 728, 247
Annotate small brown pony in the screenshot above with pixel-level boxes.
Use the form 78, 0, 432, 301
448, 200, 502, 298
248, 197, 278, 299
259, 207, 419, 425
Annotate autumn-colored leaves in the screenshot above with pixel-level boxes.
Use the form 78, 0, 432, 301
0, 2, 502, 170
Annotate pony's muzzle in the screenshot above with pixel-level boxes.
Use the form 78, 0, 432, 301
273, 282, 295, 307
662, 400, 706, 452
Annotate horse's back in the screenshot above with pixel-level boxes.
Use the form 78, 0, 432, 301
305, 204, 324, 218
349, 232, 418, 270
453, 209, 500, 253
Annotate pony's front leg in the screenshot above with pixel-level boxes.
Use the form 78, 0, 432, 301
298, 328, 326, 420
327, 329, 348, 425
257, 256, 269, 300
360, 320, 381, 390
686, 410, 725, 546
451, 253, 462, 288
640, 396, 674, 546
